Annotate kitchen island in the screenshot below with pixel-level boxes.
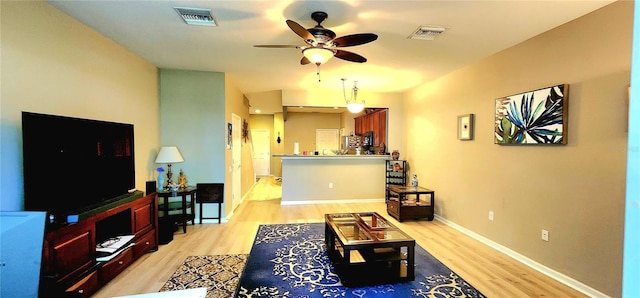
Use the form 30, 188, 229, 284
274, 154, 389, 205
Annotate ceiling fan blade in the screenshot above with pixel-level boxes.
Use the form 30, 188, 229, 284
334, 50, 367, 63
331, 33, 378, 47
254, 45, 301, 48
300, 56, 311, 65
286, 20, 315, 43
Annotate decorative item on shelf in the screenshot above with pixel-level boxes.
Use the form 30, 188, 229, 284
392, 150, 400, 161
155, 146, 184, 189
411, 174, 418, 188
242, 119, 249, 143
178, 169, 188, 189
156, 167, 165, 191
170, 184, 179, 196
227, 123, 232, 149
392, 161, 403, 172
379, 142, 386, 155
342, 78, 365, 113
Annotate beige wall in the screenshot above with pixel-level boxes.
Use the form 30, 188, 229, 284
404, 1, 632, 296
0, 1, 159, 210
283, 112, 342, 155
225, 80, 255, 211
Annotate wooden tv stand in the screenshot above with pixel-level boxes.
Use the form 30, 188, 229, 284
39, 191, 158, 298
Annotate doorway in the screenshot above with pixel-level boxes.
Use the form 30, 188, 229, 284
251, 129, 270, 176
315, 129, 340, 154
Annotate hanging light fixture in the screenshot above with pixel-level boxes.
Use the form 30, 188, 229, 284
304, 47, 334, 82
302, 47, 334, 65
342, 78, 365, 113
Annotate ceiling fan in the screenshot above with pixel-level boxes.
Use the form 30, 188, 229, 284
254, 11, 378, 67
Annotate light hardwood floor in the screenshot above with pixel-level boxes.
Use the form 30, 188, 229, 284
94, 177, 587, 297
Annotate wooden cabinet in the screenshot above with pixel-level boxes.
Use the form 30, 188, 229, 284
64, 270, 99, 298
100, 248, 134, 282
378, 109, 387, 147
386, 186, 435, 222
354, 108, 387, 148
40, 191, 158, 297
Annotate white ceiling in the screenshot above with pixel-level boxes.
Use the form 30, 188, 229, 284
48, 0, 614, 113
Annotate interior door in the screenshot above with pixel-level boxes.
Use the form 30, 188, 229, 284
232, 114, 242, 211
316, 129, 339, 154
251, 129, 270, 176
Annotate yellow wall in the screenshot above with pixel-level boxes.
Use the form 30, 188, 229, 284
0, 1, 159, 210
283, 113, 342, 155
405, 1, 632, 296
225, 79, 254, 212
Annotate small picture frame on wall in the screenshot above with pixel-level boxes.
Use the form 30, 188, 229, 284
227, 122, 232, 149
458, 114, 474, 140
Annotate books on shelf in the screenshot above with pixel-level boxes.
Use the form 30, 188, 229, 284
96, 235, 135, 261
96, 243, 134, 262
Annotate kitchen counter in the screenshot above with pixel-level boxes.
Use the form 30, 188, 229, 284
274, 154, 389, 205
273, 154, 389, 160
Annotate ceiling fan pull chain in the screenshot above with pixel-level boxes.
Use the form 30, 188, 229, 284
316, 63, 321, 82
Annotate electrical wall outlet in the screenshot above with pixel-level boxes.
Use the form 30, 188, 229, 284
488, 211, 494, 221
541, 229, 549, 241
329, 182, 333, 189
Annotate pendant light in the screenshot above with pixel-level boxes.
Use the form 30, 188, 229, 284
342, 78, 365, 113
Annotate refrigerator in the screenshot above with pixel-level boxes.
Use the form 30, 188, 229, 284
342, 135, 362, 154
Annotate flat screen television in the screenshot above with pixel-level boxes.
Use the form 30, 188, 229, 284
22, 112, 135, 223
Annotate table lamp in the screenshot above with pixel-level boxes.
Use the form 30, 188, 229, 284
155, 146, 184, 188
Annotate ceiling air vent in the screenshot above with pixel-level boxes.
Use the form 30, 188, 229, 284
174, 7, 218, 26
408, 26, 447, 40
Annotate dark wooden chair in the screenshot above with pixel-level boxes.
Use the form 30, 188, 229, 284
196, 183, 224, 224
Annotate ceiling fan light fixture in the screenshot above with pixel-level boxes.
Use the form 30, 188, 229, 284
303, 47, 334, 65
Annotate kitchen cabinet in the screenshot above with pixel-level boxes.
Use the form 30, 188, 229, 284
354, 109, 387, 147
378, 109, 387, 147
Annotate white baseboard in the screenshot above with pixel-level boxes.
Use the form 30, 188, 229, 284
280, 198, 385, 205
434, 214, 609, 298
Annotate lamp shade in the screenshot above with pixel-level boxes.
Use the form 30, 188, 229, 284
347, 102, 365, 113
155, 146, 184, 163
303, 47, 334, 65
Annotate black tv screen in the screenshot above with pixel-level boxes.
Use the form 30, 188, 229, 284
21, 112, 135, 220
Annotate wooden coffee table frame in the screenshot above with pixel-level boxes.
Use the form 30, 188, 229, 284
324, 212, 415, 287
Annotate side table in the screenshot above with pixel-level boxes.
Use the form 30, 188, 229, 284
157, 186, 196, 233
386, 185, 435, 222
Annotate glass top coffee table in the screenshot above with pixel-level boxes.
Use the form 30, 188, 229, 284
324, 212, 415, 286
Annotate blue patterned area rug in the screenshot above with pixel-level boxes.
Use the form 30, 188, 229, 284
235, 223, 485, 298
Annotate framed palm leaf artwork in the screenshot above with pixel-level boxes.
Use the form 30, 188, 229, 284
494, 84, 569, 145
